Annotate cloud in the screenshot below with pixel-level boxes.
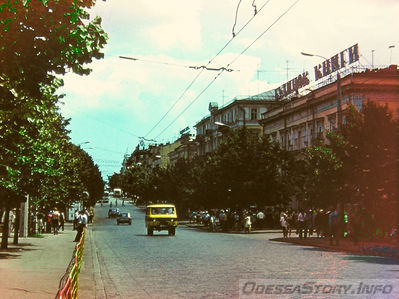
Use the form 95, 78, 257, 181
66, 0, 399, 178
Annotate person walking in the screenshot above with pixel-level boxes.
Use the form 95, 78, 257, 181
329, 207, 339, 245
209, 214, 216, 232
74, 210, 87, 242
58, 211, 65, 232
256, 210, 265, 230
219, 210, 227, 232
244, 213, 252, 233
280, 212, 288, 238
51, 208, 60, 235
297, 210, 305, 239
89, 208, 94, 223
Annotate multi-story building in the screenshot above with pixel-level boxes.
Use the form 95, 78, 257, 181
168, 133, 196, 166
259, 65, 399, 150
194, 94, 281, 156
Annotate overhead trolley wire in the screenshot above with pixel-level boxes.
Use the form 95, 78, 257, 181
119, 56, 235, 72
153, 0, 301, 140
144, 0, 273, 139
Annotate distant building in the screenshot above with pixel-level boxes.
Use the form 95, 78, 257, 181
168, 133, 196, 166
194, 93, 281, 156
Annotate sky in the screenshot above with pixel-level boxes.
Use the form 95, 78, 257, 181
58, 0, 399, 180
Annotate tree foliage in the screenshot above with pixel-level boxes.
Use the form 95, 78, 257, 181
0, 0, 107, 97
1, 0, 107, 248
121, 128, 296, 212
303, 102, 398, 231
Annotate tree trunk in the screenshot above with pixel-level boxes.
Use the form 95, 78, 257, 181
1, 205, 10, 249
13, 204, 20, 245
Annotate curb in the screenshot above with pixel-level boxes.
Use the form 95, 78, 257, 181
88, 227, 106, 298
270, 237, 399, 260
183, 223, 281, 234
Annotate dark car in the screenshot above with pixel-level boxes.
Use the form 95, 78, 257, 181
108, 208, 120, 218
117, 212, 132, 225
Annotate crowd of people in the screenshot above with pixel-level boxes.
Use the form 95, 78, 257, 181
36, 208, 66, 235
279, 206, 398, 245
35, 207, 93, 242
189, 206, 398, 245
279, 208, 340, 245
189, 208, 282, 233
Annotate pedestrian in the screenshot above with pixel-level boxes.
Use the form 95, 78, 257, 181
58, 211, 65, 232
9, 210, 16, 236
219, 210, 227, 231
328, 207, 339, 245
73, 210, 79, 230
256, 210, 265, 230
89, 208, 94, 223
74, 210, 87, 242
46, 210, 52, 233
297, 210, 305, 239
51, 208, 60, 234
304, 210, 312, 238
244, 213, 252, 233
286, 210, 294, 237
209, 213, 216, 232
280, 212, 288, 238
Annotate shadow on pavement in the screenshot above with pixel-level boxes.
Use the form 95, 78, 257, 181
135, 234, 173, 237
341, 255, 399, 265
0, 253, 21, 259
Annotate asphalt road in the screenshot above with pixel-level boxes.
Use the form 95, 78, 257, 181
87, 198, 399, 298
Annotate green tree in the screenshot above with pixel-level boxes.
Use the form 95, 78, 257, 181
0, 0, 107, 97
303, 102, 398, 238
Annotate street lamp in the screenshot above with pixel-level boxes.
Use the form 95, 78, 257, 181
301, 51, 342, 131
300, 52, 328, 61
389, 45, 395, 65
215, 121, 230, 128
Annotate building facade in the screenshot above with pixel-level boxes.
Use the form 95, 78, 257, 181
194, 94, 281, 156
259, 65, 399, 150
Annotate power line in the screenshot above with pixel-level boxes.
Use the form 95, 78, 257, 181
224, 0, 302, 74
144, 0, 273, 139
154, 0, 301, 139
232, 0, 243, 38
119, 56, 235, 72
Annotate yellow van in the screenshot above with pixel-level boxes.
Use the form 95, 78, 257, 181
145, 204, 178, 236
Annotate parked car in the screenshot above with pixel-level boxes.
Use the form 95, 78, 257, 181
117, 212, 132, 225
108, 208, 120, 218
145, 204, 178, 236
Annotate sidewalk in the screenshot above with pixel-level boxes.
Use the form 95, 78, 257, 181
270, 236, 399, 260
0, 223, 78, 298
183, 221, 280, 234
184, 222, 399, 259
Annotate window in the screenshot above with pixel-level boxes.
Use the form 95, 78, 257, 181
251, 108, 257, 120
297, 130, 302, 149
352, 95, 364, 111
